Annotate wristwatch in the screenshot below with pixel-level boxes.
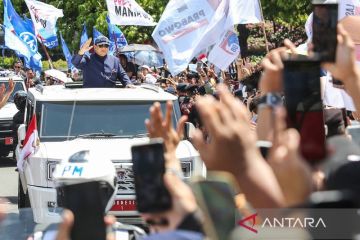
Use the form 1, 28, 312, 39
258, 93, 283, 108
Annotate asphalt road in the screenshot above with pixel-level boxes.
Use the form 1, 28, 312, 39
0, 153, 18, 214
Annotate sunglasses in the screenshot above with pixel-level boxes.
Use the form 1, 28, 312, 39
14, 66, 21, 69
97, 44, 109, 48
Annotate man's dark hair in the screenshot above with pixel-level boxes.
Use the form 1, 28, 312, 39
249, 96, 261, 114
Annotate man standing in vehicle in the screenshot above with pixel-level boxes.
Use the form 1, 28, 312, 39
72, 36, 133, 88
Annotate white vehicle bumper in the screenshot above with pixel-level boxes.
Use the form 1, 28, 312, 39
27, 185, 61, 224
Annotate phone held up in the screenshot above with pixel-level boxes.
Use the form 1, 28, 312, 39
283, 57, 327, 164
312, 0, 338, 63
131, 139, 172, 213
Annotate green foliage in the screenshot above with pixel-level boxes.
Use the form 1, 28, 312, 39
260, 0, 312, 27
0, 56, 17, 69
42, 59, 68, 71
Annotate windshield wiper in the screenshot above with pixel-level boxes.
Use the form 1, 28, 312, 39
129, 133, 148, 139
76, 132, 117, 138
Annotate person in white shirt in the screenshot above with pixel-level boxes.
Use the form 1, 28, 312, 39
140, 65, 158, 85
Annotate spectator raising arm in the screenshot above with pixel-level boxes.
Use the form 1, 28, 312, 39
0, 79, 15, 110
193, 85, 286, 208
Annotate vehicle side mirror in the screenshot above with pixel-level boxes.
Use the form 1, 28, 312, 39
184, 122, 196, 141
18, 124, 26, 144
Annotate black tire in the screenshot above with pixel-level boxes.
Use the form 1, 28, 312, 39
18, 175, 30, 209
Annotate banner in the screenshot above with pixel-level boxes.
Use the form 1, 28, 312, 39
93, 27, 106, 40
60, 33, 74, 70
106, 15, 128, 55
153, 0, 260, 75
25, 0, 63, 49
80, 23, 89, 48
337, 0, 360, 20
106, 0, 156, 26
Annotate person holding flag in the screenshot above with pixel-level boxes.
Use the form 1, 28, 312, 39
71, 36, 133, 88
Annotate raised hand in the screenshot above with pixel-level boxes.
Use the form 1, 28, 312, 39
78, 38, 93, 55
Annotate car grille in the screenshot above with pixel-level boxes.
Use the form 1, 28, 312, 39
114, 161, 193, 195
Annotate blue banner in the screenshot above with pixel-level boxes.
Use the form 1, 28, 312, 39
93, 27, 105, 40
60, 33, 74, 70
80, 23, 88, 48
106, 15, 127, 55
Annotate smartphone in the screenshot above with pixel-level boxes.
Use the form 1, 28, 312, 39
283, 58, 326, 164
131, 139, 172, 213
191, 172, 239, 240
312, 1, 338, 62
56, 181, 106, 240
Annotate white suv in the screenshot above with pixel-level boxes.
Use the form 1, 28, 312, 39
16, 84, 205, 224
0, 76, 26, 157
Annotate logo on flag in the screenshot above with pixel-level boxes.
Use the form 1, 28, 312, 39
220, 31, 240, 55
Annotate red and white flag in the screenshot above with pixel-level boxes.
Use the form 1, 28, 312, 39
17, 114, 39, 171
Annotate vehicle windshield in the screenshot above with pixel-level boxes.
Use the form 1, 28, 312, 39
0, 81, 25, 102
40, 101, 177, 140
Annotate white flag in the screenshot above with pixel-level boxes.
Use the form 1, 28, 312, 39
106, 0, 156, 26
25, 0, 63, 48
337, 0, 360, 20
208, 29, 240, 70
153, 0, 262, 75
228, 0, 262, 24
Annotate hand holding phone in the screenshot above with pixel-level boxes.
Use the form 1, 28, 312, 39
283, 58, 326, 164
131, 139, 172, 213
312, 1, 338, 62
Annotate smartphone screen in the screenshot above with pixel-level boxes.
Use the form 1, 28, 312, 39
192, 178, 237, 240
57, 181, 106, 240
131, 140, 172, 213
283, 59, 326, 164
312, 3, 338, 62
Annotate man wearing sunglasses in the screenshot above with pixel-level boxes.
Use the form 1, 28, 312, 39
72, 36, 133, 88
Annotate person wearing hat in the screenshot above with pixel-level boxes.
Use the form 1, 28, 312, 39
140, 65, 157, 85
71, 36, 133, 88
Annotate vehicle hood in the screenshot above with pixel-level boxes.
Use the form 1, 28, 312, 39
41, 138, 199, 162
0, 103, 17, 120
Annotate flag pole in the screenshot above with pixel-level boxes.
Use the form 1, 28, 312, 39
113, 31, 119, 54
257, 0, 269, 53
39, 37, 54, 69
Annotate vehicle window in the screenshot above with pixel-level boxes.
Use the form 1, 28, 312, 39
0, 81, 25, 102
40, 101, 177, 139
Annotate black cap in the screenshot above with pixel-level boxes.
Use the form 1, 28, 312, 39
176, 83, 188, 92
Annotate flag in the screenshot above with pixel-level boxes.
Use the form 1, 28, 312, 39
208, 30, 241, 70
106, 0, 156, 26
60, 33, 74, 70
332, 0, 360, 20
25, 0, 63, 49
4, 0, 38, 55
106, 15, 128, 55
152, 0, 262, 74
93, 27, 106, 40
3, 27, 31, 61
17, 114, 39, 171
80, 23, 89, 48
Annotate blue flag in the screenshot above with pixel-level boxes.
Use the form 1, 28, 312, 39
4, 0, 42, 75
4, 0, 38, 55
93, 27, 105, 41
60, 33, 74, 70
106, 15, 127, 55
80, 23, 88, 48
